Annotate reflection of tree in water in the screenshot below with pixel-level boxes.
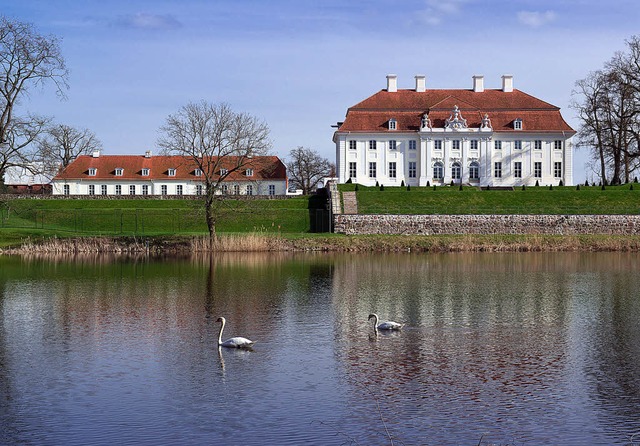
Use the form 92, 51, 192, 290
0, 275, 20, 444
585, 274, 640, 440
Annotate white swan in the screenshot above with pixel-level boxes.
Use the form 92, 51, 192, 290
368, 313, 404, 331
216, 317, 255, 348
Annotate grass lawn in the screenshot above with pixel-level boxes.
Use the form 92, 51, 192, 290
0, 197, 314, 237
339, 184, 640, 215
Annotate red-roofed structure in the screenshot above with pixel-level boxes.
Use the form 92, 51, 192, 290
333, 74, 576, 187
52, 152, 288, 196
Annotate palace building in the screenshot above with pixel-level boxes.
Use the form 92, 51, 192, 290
51, 151, 288, 196
333, 74, 575, 187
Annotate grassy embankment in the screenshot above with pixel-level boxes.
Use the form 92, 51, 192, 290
2, 184, 640, 252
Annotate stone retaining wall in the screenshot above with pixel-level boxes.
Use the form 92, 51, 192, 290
334, 214, 640, 235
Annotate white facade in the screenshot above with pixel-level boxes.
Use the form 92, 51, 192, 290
334, 75, 575, 187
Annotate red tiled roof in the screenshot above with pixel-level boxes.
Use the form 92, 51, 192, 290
53, 155, 287, 181
337, 88, 575, 133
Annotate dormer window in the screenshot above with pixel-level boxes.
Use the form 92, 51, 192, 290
194, 168, 202, 177
388, 118, 397, 130
168, 168, 176, 177
220, 168, 228, 176
88, 168, 97, 176
514, 118, 523, 130
141, 168, 150, 176
246, 168, 253, 177
115, 168, 123, 176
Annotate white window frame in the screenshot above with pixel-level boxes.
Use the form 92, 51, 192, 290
142, 185, 149, 196
168, 168, 176, 177
142, 168, 150, 176
409, 140, 416, 150
268, 184, 276, 196
389, 118, 397, 130
408, 162, 417, 178
348, 162, 357, 179
115, 168, 124, 176
433, 162, 444, 180
451, 162, 461, 180
368, 162, 377, 178
176, 185, 183, 195
389, 140, 397, 151
534, 162, 542, 178
115, 184, 122, 195
495, 140, 502, 151
129, 185, 135, 195
388, 162, 396, 178
534, 140, 542, 150
88, 184, 95, 195
349, 140, 357, 150
554, 162, 562, 178
554, 140, 563, 150
469, 162, 479, 180
101, 185, 107, 195
196, 184, 203, 196
434, 140, 442, 151
369, 140, 377, 151
514, 162, 522, 178
220, 168, 228, 176
494, 162, 502, 178
63, 184, 70, 195
221, 184, 228, 194
161, 185, 167, 195
470, 140, 478, 151
514, 140, 522, 150
233, 184, 240, 195
246, 184, 253, 196
452, 140, 461, 151
514, 119, 523, 130
194, 168, 202, 177
245, 168, 253, 177
88, 168, 97, 176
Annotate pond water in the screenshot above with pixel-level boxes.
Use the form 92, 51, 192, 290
1, 252, 639, 445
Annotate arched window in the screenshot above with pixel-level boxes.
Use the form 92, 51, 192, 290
433, 161, 444, 180
451, 162, 461, 180
469, 161, 479, 181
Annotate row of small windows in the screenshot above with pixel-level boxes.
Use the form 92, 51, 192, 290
348, 139, 564, 151
349, 161, 562, 180
87, 168, 254, 177
386, 118, 525, 131
62, 183, 274, 196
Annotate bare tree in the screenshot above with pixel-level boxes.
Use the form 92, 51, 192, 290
157, 101, 271, 239
286, 146, 334, 195
0, 16, 68, 186
37, 124, 102, 176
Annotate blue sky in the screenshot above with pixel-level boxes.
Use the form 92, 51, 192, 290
3, 0, 640, 182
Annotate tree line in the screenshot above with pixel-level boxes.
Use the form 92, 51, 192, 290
573, 36, 640, 185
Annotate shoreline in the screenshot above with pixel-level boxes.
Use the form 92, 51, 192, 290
3, 233, 640, 255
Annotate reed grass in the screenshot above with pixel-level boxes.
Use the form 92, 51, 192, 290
4, 233, 640, 254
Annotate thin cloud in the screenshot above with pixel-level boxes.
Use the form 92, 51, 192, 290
418, 0, 471, 26
517, 10, 557, 28
113, 13, 182, 30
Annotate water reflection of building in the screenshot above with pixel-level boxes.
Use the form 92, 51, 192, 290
330, 253, 610, 420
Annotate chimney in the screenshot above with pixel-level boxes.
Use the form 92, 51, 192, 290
145, 150, 152, 158
472, 75, 484, 93
386, 74, 398, 93
502, 74, 513, 92
92, 150, 100, 158
415, 75, 426, 93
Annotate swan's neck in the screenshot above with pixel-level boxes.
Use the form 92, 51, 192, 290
372, 314, 379, 328
218, 319, 225, 345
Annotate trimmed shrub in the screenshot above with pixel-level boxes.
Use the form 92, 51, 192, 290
559, 179, 564, 186
379, 184, 384, 191
345, 177, 352, 184
354, 184, 359, 191
400, 180, 405, 187
631, 184, 634, 191
584, 180, 589, 186
549, 184, 553, 190
576, 184, 581, 190
535, 180, 539, 187
407, 184, 411, 191
522, 185, 526, 191
375, 181, 379, 187
426, 181, 430, 187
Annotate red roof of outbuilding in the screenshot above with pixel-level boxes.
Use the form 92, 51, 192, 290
336, 88, 575, 134
53, 155, 287, 181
